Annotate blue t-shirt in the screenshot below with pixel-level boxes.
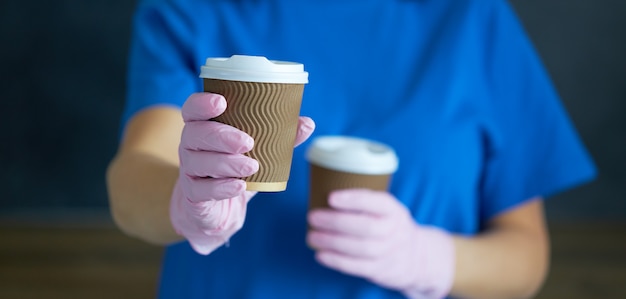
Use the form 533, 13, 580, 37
124, 0, 596, 298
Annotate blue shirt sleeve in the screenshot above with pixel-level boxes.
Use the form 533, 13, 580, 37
122, 0, 201, 128
479, 0, 597, 220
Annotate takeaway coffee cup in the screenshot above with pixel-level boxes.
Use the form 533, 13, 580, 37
306, 136, 399, 211
200, 55, 309, 192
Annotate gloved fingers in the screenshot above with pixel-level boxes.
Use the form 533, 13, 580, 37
328, 189, 408, 216
307, 209, 393, 237
180, 149, 259, 178
180, 176, 247, 202
181, 121, 254, 154
307, 230, 389, 258
294, 116, 315, 147
181, 92, 227, 122
315, 250, 378, 280
243, 191, 257, 203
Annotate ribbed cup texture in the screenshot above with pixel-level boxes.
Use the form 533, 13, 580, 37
204, 79, 304, 191
309, 164, 391, 210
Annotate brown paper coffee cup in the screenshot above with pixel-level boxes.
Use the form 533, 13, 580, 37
306, 136, 399, 210
200, 55, 308, 192
309, 165, 392, 211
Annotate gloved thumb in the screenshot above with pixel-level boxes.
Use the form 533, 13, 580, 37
295, 116, 315, 147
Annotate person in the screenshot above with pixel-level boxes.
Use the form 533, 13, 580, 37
106, 0, 596, 298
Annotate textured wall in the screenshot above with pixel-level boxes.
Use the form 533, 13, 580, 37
1, 1, 624, 221
1, 1, 134, 208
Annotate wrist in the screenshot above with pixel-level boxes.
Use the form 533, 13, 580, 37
169, 181, 227, 255
169, 180, 251, 255
403, 225, 455, 299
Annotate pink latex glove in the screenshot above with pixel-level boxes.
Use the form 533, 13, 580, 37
171, 92, 315, 255
307, 189, 455, 299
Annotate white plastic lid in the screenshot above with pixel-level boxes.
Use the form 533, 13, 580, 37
306, 136, 399, 175
199, 55, 309, 84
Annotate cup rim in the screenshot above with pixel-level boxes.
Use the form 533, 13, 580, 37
200, 55, 309, 84
306, 135, 399, 175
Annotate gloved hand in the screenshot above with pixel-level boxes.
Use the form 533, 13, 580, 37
171, 92, 315, 255
307, 189, 455, 299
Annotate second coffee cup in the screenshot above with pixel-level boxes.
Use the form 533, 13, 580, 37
200, 55, 309, 192
306, 136, 399, 211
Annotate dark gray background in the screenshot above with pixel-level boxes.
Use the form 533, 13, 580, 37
1, 0, 624, 222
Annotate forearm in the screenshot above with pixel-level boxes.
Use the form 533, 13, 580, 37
449, 201, 549, 299
106, 151, 182, 245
